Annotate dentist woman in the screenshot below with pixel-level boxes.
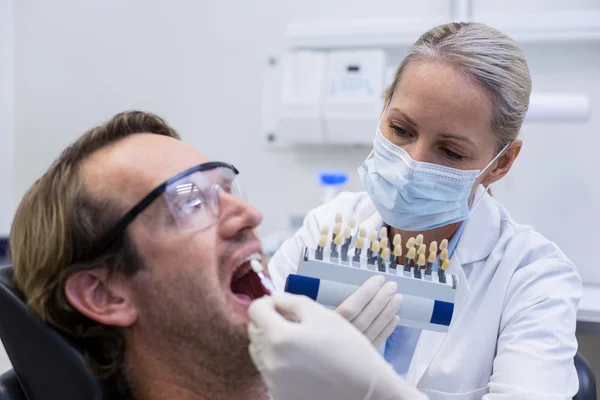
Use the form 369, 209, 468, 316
252, 22, 581, 400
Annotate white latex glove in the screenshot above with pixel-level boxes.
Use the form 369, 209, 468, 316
336, 275, 403, 348
248, 293, 428, 400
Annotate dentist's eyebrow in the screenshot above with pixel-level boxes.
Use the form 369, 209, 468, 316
439, 132, 477, 147
388, 108, 419, 129
390, 108, 477, 147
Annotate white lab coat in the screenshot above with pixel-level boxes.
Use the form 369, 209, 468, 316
268, 188, 581, 400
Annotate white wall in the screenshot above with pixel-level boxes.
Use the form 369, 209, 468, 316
0, 0, 14, 237
0, 0, 14, 375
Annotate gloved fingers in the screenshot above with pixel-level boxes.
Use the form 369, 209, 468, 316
248, 295, 287, 332
247, 321, 262, 342
350, 281, 397, 333
247, 326, 268, 373
363, 294, 402, 343
336, 275, 386, 322
372, 315, 401, 348
270, 292, 320, 322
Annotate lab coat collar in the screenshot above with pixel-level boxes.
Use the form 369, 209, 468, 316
453, 186, 502, 265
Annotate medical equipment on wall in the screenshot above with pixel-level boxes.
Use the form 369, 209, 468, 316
284, 214, 457, 333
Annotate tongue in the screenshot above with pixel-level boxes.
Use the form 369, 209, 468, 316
231, 270, 269, 300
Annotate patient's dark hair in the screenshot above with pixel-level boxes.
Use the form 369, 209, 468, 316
10, 111, 181, 397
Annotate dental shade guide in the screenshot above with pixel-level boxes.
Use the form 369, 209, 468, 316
429, 240, 438, 254
415, 234, 424, 249
368, 241, 380, 269
367, 231, 377, 259
341, 227, 352, 264
415, 254, 425, 279
439, 249, 449, 284
406, 237, 416, 252
359, 228, 367, 239
379, 236, 389, 252
440, 239, 448, 251
425, 251, 436, 280
403, 247, 416, 277
331, 223, 342, 251
390, 244, 402, 273
439, 249, 449, 267
347, 219, 357, 246
320, 225, 329, 236
353, 237, 365, 267
331, 234, 344, 262
316, 235, 327, 261
403, 237, 415, 275
379, 227, 388, 241
378, 247, 390, 273
286, 218, 457, 333
439, 259, 450, 284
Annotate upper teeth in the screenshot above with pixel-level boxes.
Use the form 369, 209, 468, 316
232, 263, 252, 282
232, 253, 262, 282
243, 253, 262, 263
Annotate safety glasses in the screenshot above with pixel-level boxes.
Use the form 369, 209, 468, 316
89, 161, 244, 259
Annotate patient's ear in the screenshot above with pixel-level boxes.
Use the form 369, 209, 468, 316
65, 269, 138, 327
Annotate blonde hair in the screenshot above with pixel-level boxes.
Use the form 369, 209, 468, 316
385, 22, 532, 150
10, 111, 180, 387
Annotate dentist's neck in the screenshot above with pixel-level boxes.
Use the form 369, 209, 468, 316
388, 222, 461, 252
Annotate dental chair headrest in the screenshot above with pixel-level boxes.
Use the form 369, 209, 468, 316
0, 265, 113, 400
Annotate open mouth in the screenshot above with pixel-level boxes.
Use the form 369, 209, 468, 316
230, 253, 270, 304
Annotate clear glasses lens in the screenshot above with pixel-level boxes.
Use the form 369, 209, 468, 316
163, 166, 245, 231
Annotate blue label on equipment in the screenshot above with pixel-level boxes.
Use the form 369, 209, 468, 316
430, 300, 454, 326
284, 274, 320, 301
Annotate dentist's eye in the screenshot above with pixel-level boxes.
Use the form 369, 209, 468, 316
441, 147, 464, 161
389, 123, 409, 138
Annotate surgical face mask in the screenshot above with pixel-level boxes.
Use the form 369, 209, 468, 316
358, 129, 507, 231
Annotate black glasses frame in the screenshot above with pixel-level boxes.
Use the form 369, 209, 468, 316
88, 161, 239, 260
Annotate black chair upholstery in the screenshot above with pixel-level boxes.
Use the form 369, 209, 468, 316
0, 370, 26, 400
0, 265, 110, 400
574, 351, 597, 400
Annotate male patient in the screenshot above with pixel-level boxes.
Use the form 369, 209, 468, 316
9, 111, 271, 400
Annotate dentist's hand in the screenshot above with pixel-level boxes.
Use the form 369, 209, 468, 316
336, 275, 403, 347
248, 293, 428, 400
